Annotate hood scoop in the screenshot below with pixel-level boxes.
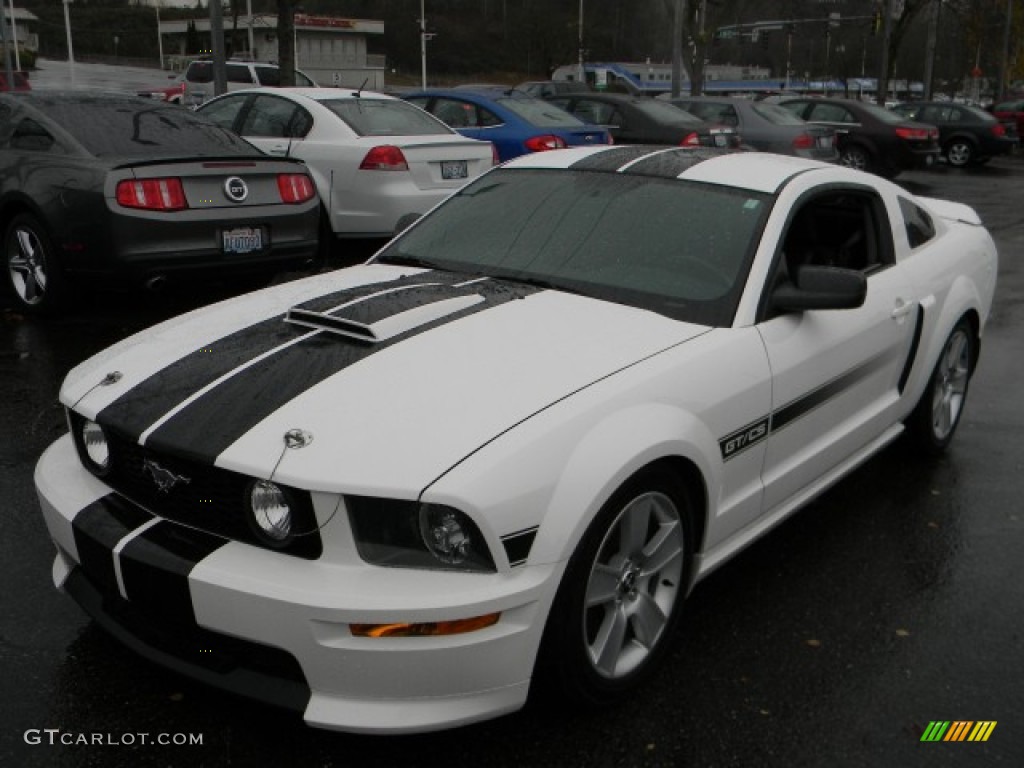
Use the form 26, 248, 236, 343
285, 281, 487, 343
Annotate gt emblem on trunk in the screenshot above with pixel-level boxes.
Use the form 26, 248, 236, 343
224, 176, 249, 203
142, 459, 191, 493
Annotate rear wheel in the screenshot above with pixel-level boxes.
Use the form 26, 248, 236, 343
839, 145, 872, 172
4, 213, 68, 313
945, 140, 974, 168
909, 318, 973, 454
535, 466, 694, 705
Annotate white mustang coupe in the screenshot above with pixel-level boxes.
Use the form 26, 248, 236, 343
36, 146, 998, 733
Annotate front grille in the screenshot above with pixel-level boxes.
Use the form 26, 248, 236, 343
69, 412, 322, 559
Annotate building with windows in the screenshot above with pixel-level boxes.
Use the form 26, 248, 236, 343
2, 6, 39, 57
158, 12, 385, 89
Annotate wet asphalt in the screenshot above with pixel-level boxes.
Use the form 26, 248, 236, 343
2, 83, 1023, 766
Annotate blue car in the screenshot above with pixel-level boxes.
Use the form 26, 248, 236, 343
404, 87, 611, 162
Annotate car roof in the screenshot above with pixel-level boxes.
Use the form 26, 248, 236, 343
500, 145, 846, 195
212, 87, 397, 102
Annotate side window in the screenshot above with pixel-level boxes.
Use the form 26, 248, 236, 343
227, 64, 256, 85
808, 104, 855, 123
477, 106, 503, 127
431, 98, 476, 128
198, 95, 247, 131
898, 197, 936, 248
8, 119, 57, 152
240, 95, 302, 138
780, 191, 887, 281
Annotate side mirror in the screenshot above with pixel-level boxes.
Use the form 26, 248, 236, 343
771, 265, 866, 312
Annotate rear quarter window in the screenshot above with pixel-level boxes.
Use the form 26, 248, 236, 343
899, 197, 936, 249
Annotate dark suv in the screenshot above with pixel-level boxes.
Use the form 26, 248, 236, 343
778, 97, 939, 178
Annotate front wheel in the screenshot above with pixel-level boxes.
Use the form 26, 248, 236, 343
909, 319, 973, 454
534, 466, 694, 705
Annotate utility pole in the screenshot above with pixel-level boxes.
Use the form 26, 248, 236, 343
420, 0, 428, 89
877, 0, 894, 105
7, 0, 19, 70
671, 0, 684, 98
997, 0, 1013, 103
923, 0, 939, 100
63, 0, 75, 89
209, 0, 227, 96
577, 0, 584, 83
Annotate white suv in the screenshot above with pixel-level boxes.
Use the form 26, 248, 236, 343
183, 60, 317, 107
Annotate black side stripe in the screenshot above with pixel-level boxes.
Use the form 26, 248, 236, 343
143, 278, 540, 464
501, 526, 539, 567
719, 349, 900, 461
96, 270, 449, 442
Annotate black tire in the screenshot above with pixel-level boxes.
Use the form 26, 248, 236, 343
945, 140, 974, 168
909, 318, 973, 455
839, 144, 872, 173
534, 465, 694, 706
3, 213, 68, 313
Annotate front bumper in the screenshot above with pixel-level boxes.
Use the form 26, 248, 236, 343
36, 435, 560, 733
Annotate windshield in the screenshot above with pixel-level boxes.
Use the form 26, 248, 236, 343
376, 168, 769, 326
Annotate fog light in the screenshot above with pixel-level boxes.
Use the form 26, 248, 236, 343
351, 613, 501, 638
249, 480, 293, 544
80, 419, 110, 471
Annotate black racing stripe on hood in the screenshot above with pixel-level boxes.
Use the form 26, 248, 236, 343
302, 281, 483, 326
568, 145, 664, 171
143, 278, 540, 465
96, 271, 447, 442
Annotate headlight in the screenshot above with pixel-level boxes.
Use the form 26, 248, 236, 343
247, 480, 294, 547
347, 497, 495, 573
78, 418, 110, 473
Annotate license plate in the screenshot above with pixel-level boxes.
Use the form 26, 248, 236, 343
222, 227, 264, 254
818, 136, 833, 148
441, 160, 468, 180
713, 134, 728, 147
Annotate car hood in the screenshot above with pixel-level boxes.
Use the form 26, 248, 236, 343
64, 265, 706, 496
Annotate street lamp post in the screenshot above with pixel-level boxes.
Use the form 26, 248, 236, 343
420, 0, 428, 89
63, 0, 76, 89
577, 0, 584, 83
7, 0, 19, 70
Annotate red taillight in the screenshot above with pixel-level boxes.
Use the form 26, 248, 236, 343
115, 178, 187, 211
679, 132, 701, 147
359, 145, 409, 171
606, 132, 615, 145
992, 123, 1007, 137
491, 142, 501, 166
523, 134, 568, 152
791, 132, 815, 150
277, 173, 316, 204
895, 126, 932, 141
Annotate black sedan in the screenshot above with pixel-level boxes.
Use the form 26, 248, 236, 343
778, 97, 939, 178
547, 92, 742, 149
890, 101, 1018, 167
0, 92, 321, 313
662, 96, 837, 162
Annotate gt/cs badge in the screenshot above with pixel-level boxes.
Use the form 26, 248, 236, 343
224, 176, 249, 202
142, 459, 191, 493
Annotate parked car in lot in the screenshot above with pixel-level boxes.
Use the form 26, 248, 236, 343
515, 80, 591, 98
778, 96, 939, 177
0, 70, 31, 92
661, 95, 837, 161
547, 92, 742, 149
183, 59, 317, 107
137, 75, 185, 105
35, 146, 997, 734
0, 91, 320, 312
197, 87, 495, 242
890, 101, 1018, 166
989, 99, 1024, 140
403, 87, 611, 161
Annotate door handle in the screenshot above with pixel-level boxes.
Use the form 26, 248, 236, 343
891, 298, 916, 319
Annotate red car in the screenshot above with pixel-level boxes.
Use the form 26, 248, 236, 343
991, 99, 1024, 138
0, 70, 31, 92
137, 78, 185, 105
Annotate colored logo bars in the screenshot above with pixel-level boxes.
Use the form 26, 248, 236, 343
921, 721, 997, 742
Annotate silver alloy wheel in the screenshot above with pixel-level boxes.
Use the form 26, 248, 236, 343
839, 146, 869, 171
8, 225, 49, 306
582, 491, 685, 679
930, 326, 970, 441
946, 141, 973, 167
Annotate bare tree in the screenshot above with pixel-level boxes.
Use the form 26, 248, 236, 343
277, 0, 298, 86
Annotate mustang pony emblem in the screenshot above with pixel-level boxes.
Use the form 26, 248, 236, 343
142, 459, 191, 493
